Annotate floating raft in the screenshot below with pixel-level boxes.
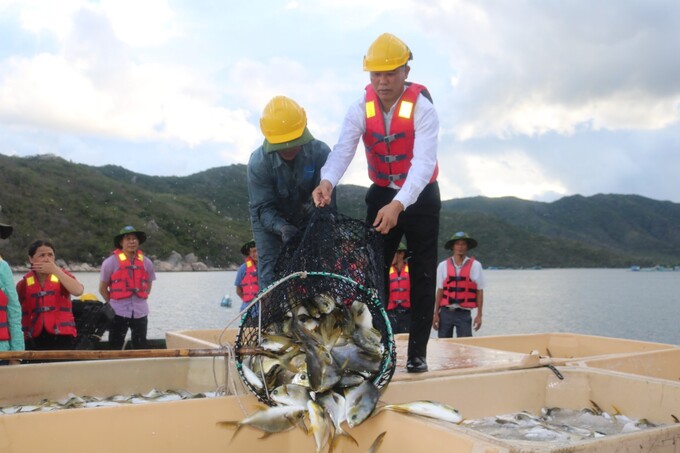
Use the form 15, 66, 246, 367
0, 331, 679, 452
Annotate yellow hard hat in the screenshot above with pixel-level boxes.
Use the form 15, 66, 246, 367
260, 96, 313, 152
363, 33, 412, 72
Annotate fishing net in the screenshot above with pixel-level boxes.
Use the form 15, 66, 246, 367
235, 207, 396, 405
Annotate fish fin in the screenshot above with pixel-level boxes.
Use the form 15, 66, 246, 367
216, 422, 243, 444
611, 404, 622, 416
589, 399, 603, 415
338, 429, 359, 447
216, 420, 239, 428
367, 431, 387, 453
670, 414, 679, 423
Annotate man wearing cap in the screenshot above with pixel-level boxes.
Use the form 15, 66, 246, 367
433, 232, 486, 338
386, 242, 411, 334
313, 33, 440, 373
247, 96, 334, 288
99, 226, 156, 349
234, 240, 258, 312
0, 223, 25, 365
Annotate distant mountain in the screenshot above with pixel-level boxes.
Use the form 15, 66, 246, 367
1, 153, 678, 269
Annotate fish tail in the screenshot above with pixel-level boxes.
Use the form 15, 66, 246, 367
338, 428, 359, 447
216, 422, 243, 444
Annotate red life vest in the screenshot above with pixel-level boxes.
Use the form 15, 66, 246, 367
0, 289, 10, 341
109, 250, 150, 300
441, 257, 478, 309
240, 257, 259, 303
20, 271, 77, 338
362, 83, 439, 187
387, 264, 411, 310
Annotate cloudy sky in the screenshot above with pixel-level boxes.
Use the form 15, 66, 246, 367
1, 0, 678, 203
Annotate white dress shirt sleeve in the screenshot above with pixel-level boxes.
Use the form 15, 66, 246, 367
320, 98, 365, 187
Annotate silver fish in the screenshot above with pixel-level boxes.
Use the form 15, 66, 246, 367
350, 325, 384, 357
317, 391, 358, 450
217, 405, 307, 440
271, 384, 311, 407
378, 400, 463, 424
344, 380, 380, 428
261, 334, 296, 353
350, 300, 373, 329
331, 341, 381, 374
312, 293, 336, 315
290, 313, 341, 393
307, 400, 331, 453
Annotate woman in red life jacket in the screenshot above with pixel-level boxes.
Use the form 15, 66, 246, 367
0, 222, 24, 365
235, 240, 259, 313
16, 239, 84, 351
387, 242, 411, 334
99, 226, 156, 350
433, 232, 486, 338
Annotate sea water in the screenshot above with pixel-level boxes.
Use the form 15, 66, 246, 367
17, 268, 680, 345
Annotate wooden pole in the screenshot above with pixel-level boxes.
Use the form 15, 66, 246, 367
0, 347, 263, 361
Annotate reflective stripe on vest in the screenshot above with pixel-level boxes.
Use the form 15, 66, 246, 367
21, 271, 77, 338
109, 250, 150, 299
387, 264, 411, 310
362, 83, 438, 187
441, 257, 478, 309
0, 289, 9, 341
240, 257, 259, 303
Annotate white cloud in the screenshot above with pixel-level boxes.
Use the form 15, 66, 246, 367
100, 0, 178, 47
17, 0, 83, 38
1, 0, 679, 202
418, 0, 680, 140
440, 149, 569, 201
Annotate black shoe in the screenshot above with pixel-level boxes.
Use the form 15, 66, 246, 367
406, 356, 428, 373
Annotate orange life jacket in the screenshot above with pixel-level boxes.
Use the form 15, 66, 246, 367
362, 83, 438, 187
440, 257, 478, 309
240, 257, 259, 303
387, 264, 411, 310
109, 250, 150, 299
20, 271, 77, 338
0, 289, 10, 341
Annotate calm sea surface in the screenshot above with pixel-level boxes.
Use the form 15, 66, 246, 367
16, 268, 680, 346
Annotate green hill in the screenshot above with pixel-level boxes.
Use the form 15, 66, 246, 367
1, 153, 678, 269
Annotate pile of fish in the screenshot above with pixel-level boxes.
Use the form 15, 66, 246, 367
462, 401, 666, 444
231, 293, 390, 451
230, 292, 466, 451
0, 388, 218, 414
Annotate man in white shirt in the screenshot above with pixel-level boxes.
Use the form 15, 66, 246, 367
433, 232, 485, 338
313, 33, 441, 373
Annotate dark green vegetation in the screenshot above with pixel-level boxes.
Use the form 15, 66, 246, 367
1, 153, 679, 269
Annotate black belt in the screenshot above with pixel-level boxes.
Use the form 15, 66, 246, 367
443, 306, 468, 312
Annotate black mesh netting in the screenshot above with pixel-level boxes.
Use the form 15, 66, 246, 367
235, 207, 396, 405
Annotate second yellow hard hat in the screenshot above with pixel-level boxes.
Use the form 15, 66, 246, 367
260, 96, 313, 152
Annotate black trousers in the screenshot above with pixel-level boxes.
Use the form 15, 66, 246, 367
366, 182, 441, 360
387, 307, 412, 334
108, 315, 148, 350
